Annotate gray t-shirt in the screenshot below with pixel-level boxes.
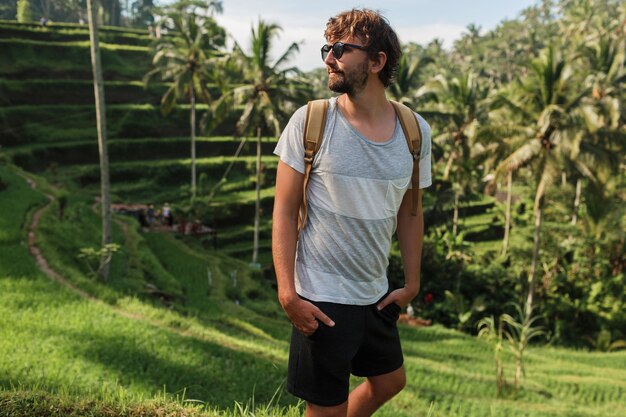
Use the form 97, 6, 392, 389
274, 97, 432, 305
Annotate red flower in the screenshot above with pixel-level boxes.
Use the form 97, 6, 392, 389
424, 293, 434, 304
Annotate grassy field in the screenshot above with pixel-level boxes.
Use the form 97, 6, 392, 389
1, 164, 625, 417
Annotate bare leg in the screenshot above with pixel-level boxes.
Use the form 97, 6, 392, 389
347, 366, 406, 417
306, 400, 348, 417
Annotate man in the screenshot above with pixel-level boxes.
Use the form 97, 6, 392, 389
272, 8, 432, 417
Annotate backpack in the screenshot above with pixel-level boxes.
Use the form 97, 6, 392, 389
299, 99, 423, 230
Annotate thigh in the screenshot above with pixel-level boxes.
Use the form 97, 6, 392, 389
288, 300, 363, 407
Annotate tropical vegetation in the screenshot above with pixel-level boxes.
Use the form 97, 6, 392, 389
0, 0, 624, 415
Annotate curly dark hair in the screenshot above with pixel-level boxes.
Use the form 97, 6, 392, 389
324, 8, 402, 88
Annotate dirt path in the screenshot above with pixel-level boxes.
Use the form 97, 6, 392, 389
28, 192, 97, 301
21, 176, 280, 360
22, 178, 164, 321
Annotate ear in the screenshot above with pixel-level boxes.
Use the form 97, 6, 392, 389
370, 51, 387, 75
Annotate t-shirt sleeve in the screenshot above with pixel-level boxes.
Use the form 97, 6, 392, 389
273, 105, 308, 174
415, 113, 433, 189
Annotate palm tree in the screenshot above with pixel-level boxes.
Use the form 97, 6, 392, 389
417, 71, 489, 238
214, 19, 308, 264
86, 0, 112, 280
145, 1, 225, 198
493, 45, 592, 317
476, 104, 539, 257
388, 44, 433, 107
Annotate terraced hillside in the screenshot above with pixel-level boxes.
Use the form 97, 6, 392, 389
1, 21, 625, 417
0, 19, 278, 265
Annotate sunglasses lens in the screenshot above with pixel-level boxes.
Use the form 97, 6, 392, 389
321, 42, 347, 61
332, 43, 344, 59
321, 45, 330, 60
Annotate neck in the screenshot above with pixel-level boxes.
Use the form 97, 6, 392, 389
339, 83, 389, 119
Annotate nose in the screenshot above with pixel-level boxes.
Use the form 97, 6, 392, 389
324, 49, 336, 65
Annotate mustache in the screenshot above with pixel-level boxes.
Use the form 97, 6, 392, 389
327, 65, 343, 74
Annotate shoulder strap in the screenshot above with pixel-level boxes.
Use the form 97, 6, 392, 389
299, 99, 329, 231
390, 100, 423, 216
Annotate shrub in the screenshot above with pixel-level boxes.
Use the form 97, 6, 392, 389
16, 0, 32, 23
388, 235, 520, 333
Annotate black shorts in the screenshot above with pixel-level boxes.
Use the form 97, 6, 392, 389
287, 295, 404, 407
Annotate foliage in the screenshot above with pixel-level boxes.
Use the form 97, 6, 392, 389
1, 0, 624, 351
501, 304, 546, 391
0, 38, 150, 81
78, 243, 121, 280
16, 0, 32, 23
0, 79, 168, 106
145, 2, 226, 196
211, 19, 308, 137
0, 390, 213, 416
477, 304, 546, 398
444, 290, 486, 330
130, 0, 156, 27
477, 316, 507, 397
388, 234, 520, 333
585, 329, 626, 352
146, 3, 225, 116
2, 159, 626, 416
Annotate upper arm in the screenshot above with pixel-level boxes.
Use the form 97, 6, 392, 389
274, 160, 304, 219
397, 187, 423, 222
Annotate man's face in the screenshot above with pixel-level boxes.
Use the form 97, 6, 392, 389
324, 37, 371, 96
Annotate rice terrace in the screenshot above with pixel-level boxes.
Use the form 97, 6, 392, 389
0, 0, 624, 416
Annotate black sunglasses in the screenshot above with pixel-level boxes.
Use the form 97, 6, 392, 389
320, 42, 367, 61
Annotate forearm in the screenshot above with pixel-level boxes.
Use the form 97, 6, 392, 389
272, 211, 299, 307
396, 193, 424, 296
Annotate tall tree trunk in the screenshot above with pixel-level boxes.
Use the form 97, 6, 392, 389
190, 86, 196, 197
452, 188, 460, 240
505, 48, 513, 85
526, 191, 544, 320
252, 127, 262, 265
571, 178, 582, 225
87, 0, 112, 281
501, 170, 513, 256
514, 351, 523, 390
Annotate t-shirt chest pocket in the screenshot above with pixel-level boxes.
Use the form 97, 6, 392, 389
384, 177, 411, 213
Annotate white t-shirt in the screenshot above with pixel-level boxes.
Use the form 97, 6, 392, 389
274, 97, 432, 305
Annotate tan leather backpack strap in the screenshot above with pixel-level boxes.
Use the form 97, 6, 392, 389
299, 99, 329, 231
390, 100, 422, 216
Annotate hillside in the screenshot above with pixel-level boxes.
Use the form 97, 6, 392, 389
1, 20, 625, 417
0, 18, 278, 265
1, 165, 625, 416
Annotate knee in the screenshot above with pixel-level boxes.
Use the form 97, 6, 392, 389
372, 369, 406, 399
388, 371, 406, 395
306, 400, 348, 417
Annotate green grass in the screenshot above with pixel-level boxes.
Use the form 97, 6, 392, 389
0, 21, 151, 46
0, 104, 198, 146
0, 79, 168, 106
0, 164, 298, 415
8, 137, 279, 171
0, 19, 149, 36
2, 165, 626, 416
0, 38, 150, 81
55, 155, 277, 193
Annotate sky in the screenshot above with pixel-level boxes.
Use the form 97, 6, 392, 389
214, 0, 539, 72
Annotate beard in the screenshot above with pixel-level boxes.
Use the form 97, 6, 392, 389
327, 58, 369, 96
